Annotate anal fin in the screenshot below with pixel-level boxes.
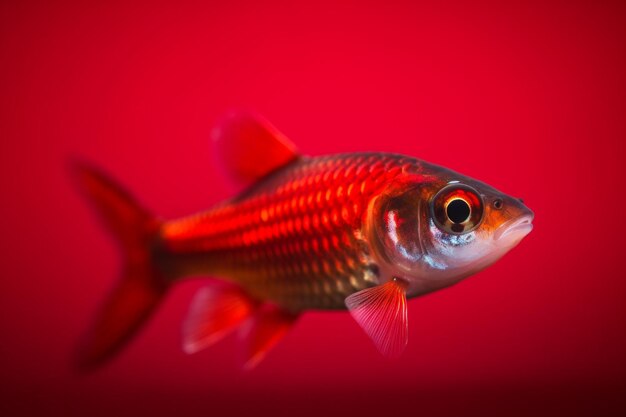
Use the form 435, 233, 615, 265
345, 279, 408, 358
182, 285, 256, 354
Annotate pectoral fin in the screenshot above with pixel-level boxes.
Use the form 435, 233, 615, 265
345, 279, 408, 358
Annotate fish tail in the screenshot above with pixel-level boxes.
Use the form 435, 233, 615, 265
70, 160, 167, 371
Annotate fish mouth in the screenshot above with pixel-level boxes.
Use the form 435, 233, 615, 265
494, 215, 534, 242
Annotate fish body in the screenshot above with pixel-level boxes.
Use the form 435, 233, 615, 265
73, 113, 534, 369
161, 153, 408, 312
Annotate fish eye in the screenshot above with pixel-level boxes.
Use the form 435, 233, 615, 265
493, 198, 503, 210
446, 198, 471, 224
432, 184, 484, 234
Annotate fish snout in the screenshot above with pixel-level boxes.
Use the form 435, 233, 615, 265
494, 214, 534, 242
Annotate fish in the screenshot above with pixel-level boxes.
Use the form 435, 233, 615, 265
72, 112, 534, 370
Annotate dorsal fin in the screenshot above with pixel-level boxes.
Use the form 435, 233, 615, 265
211, 111, 299, 185
345, 279, 408, 358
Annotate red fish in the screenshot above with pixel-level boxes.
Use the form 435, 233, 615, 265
73, 112, 534, 370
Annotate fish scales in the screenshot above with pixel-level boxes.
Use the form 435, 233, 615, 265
161, 153, 413, 311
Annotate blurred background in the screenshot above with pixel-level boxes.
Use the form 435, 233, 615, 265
1, 1, 625, 416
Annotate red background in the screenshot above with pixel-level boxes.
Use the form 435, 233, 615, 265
1, 1, 625, 416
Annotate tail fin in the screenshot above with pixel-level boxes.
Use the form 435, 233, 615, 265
71, 161, 167, 371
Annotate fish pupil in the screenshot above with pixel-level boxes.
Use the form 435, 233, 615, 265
447, 199, 471, 224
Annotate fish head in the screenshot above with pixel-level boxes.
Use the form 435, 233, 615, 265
368, 164, 534, 297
